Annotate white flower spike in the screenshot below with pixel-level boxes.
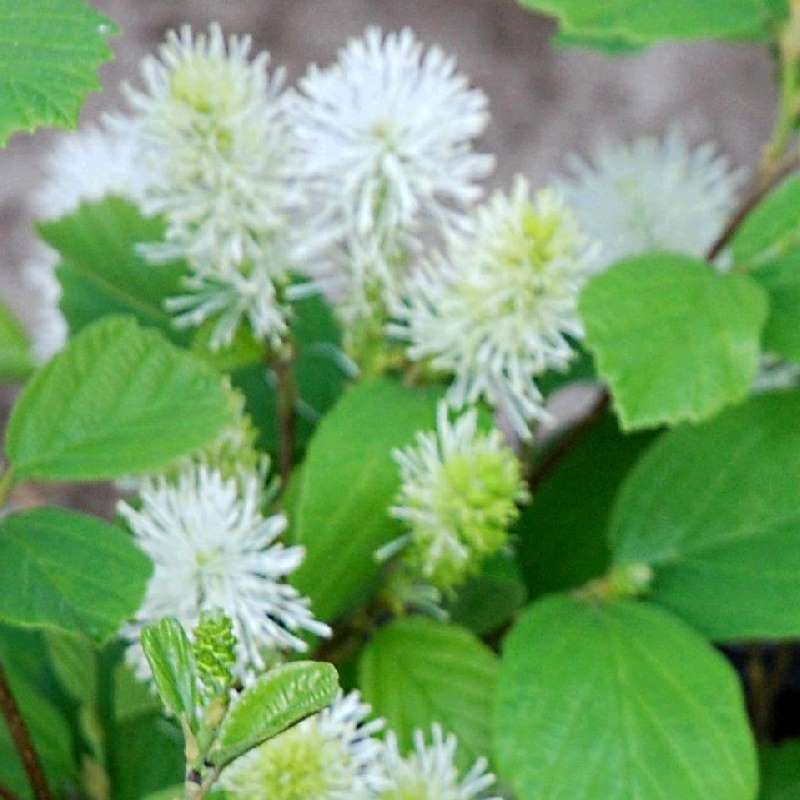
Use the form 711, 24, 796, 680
392, 176, 598, 438
120, 464, 330, 678
387, 403, 528, 593
290, 26, 493, 302
558, 127, 744, 268
221, 691, 386, 800
379, 724, 499, 800
125, 23, 298, 348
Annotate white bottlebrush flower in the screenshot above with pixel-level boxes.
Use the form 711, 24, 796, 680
126, 22, 296, 271
386, 403, 528, 593
289, 26, 493, 258
221, 691, 386, 800
23, 248, 69, 361
558, 127, 744, 268
392, 176, 598, 437
379, 725, 499, 800
120, 464, 330, 678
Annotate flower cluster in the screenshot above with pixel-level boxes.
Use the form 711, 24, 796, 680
392, 179, 599, 436
221, 693, 498, 800
119, 463, 330, 678
385, 403, 529, 594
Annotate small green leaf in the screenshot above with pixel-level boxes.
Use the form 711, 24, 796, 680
733, 177, 800, 266
44, 630, 97, 702
290, 378, 440, 622
517, 413, 654, 597
448, 553, 527, 636
0, 507, 151, 643
211, 661, 339, 767
141, 618, 199, 729
38, 198, 191, 345
580, 253, 767, 430
761, 740, 800, 800
0, 0, 116, 146
611, 390, 800, 641
751, 251, 800, 363
518, 0, 772, 47
495, 595, 757, 800
6, 315, 232, 481
358, 617, 498, 769
0, 300, 34, 380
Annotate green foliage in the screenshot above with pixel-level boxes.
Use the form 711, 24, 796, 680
43, 631, 97, 703
517, 412, 654, 597
611, 390, 800, 641
193, 611, 237, 698
0, 508, 151, 643
495, 595, 757, 800
0, 300, 34, 380
0, 0, 116, 146
232, 291, 349, 456
141, 618, 200, 730
580, 253, 767, 430
733, 177, 800, 266
751, 252, 800, 362
358, 616, 498, 769
448, 553, 527, 635
289, 378, 440, 622
6, 316, 232, 481
211, 661, 339, 767
760, 740, 800, 799
517, 0, 777, 49
38, 198, 191, 345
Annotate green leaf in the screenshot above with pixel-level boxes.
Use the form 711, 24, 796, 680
448, 553, 527, 636
751, 251, 800, 362
0, 300, 34, 380
518, 413, 654, 597
111, 713, 184, 800
358, 616, 498, 769
610, 390, 800, 641
290, 378, 440, 622
211, 661, 339, 767
495, 595, 757, 800
38, 198, 191, 345
6, 315, 232, 481
44, 630, 97, 702
0, 0, 116, 146
141, 618, 199, 729
114, 661, 161, 721
0, 507, 151, 643
518, 0, 773, 47
761, 740, 800, 799
733, 177, 800, 267
580, 253, 767, 430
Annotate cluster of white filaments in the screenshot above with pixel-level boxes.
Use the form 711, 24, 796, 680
378, 725, 499, 800
558, 127, 744, 268
392, 177, 599, 437
290, 26, 493, 323
221, 691, 387, 800
387, 403, 528, 593
124, 23, 297, 348
119, 464, 330, 677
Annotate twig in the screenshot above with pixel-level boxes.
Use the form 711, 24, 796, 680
527, 389, 609, 493
706, 152, 800, 262
0, 661, 51, 800
274, 344, 298, 486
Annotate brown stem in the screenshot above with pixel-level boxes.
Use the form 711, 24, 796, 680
0, 786, 22, 800
273, 344, 297, 486
0, 661, 51, 800
746, 647, 772, 744
527, 389, 609, 493
706, 152, 800, 262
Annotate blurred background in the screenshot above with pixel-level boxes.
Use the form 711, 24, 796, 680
0, 0, 781, 326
